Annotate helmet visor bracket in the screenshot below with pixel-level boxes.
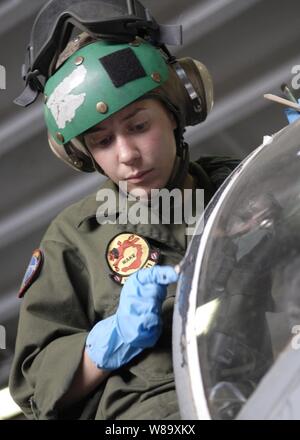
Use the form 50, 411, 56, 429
16, 0, 182, 107
25, 0, 182, 81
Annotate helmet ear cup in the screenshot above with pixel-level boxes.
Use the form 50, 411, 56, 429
48, 133, 95, 172
172, 57, 214, 126
191, 59, 214, 115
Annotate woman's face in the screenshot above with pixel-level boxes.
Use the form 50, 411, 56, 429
84, 99, 177, 195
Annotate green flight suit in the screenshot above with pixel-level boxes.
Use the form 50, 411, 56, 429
9, 157, 239, 420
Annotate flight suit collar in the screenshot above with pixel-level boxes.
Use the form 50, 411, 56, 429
76, 160, 214, 252
76, 178, 185, 252
76, 178, 119, 228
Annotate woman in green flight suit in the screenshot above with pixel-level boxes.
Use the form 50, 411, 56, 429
9, 0, 239, 419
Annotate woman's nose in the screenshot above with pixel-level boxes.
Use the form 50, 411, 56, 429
117, 136, 141, 165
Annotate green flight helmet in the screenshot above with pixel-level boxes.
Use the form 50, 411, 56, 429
45, 34, 213, 177
45, 38, 169, 163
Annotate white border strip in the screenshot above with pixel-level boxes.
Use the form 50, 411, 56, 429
0, 387, 22, 420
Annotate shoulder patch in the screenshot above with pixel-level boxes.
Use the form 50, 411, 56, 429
18, 249, 44, 298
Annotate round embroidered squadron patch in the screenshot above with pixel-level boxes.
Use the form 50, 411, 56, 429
18, 249, 44, 298
106, 233, 160, 285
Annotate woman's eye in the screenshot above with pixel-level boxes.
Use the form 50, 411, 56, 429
99, 137, 112, 146
92, 136, 113, 147
131, 121, 148, 132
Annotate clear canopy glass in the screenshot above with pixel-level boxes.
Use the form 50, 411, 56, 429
174, 120, 300, 420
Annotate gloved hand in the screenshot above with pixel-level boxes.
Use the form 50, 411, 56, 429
86, 265, 178, 370
285, 99, 300, 123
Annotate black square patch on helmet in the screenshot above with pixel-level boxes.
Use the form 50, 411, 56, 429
99, 48, 147, 88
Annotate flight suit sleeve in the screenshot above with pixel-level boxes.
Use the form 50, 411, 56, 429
9, 239, 93, 419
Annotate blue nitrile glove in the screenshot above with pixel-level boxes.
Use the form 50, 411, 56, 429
285, 99, 300, 123
86, 265, 178, 370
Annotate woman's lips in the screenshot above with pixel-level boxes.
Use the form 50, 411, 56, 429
126, 169, 154, 183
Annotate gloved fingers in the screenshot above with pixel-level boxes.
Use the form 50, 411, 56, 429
86, 266, 178, 370
136, 265, 179, 285
86, 315, 145, 370
116, 311, 161, 347
119, 276, 167, 305
284, 106, 300, 124
125, 290, 163, 313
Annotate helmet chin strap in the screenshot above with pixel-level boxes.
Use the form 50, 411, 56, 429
165, 140, 190, 190
135, 92, 190, 191
148, 141, 190, 221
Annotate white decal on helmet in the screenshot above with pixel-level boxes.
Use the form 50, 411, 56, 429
47, 65, 87, 129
